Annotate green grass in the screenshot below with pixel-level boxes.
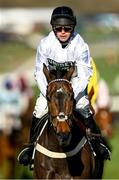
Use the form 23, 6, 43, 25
103, 123, 119, 179
94, 56, 119, 95
0, 41, 35, 73
78, 25, 119, 95
80, 26, 119, 44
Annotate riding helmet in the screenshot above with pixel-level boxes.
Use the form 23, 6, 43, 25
50, 6, 76, 27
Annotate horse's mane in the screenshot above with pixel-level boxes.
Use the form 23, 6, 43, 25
50, 69, 68, 79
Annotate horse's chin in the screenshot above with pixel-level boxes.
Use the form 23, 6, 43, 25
57, 133, 72, 147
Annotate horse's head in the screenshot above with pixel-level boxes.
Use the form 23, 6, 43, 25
43, 63, 75, 146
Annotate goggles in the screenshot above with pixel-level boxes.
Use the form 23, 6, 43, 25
54, 26, 73, 32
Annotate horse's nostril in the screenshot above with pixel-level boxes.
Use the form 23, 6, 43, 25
58, 112, 65, 119
59, 114, 65, 119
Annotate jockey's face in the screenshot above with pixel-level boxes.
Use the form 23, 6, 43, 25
54, 25, 73, 42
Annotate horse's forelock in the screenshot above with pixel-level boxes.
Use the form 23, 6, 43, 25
43, 63, 75, 84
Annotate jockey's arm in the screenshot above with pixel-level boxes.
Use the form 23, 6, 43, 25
34, 40, 48, 97
71, 44, 93, 99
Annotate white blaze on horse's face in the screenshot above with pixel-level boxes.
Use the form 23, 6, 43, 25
56, 88, 63, 93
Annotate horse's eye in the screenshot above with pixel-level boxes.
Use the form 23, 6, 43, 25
68, 93, 73, 98
68, 92, 74, 100
47, 95, 50, 101
71, 93, 74, 99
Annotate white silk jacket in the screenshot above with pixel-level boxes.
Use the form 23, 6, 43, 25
34, 31, 92, 99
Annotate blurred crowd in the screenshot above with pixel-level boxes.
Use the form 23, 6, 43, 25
0, 73, 33, 135
88, 58, 111, 114
0, 73, 34, 179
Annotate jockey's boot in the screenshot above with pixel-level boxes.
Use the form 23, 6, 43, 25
17, 115, 40, 166
85, 115, 111, 160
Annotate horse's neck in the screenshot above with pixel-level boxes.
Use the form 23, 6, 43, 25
38, 119, 84, 152
38, 122, 64, 151
68, 123, 83, 148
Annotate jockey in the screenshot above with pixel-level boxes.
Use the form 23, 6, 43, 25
17, 6, 110, 166
95, 77, 111, 112
88, 57, 98, 108
88, 59, 111, 113
0, 78, 22, 134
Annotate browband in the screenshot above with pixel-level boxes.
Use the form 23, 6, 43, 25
48, 79, 70, 86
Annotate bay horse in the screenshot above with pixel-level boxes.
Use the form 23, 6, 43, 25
88, 86, 113, 139
95, 108, 113, 138
33, 64, 104, 179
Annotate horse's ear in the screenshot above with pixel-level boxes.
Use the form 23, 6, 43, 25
43, 63, 56, 83
63, 66, 75, 81
43, 63, 51, 83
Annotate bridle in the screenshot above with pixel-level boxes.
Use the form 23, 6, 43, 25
48, 78, 71, 86
47, 78, 73, 123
